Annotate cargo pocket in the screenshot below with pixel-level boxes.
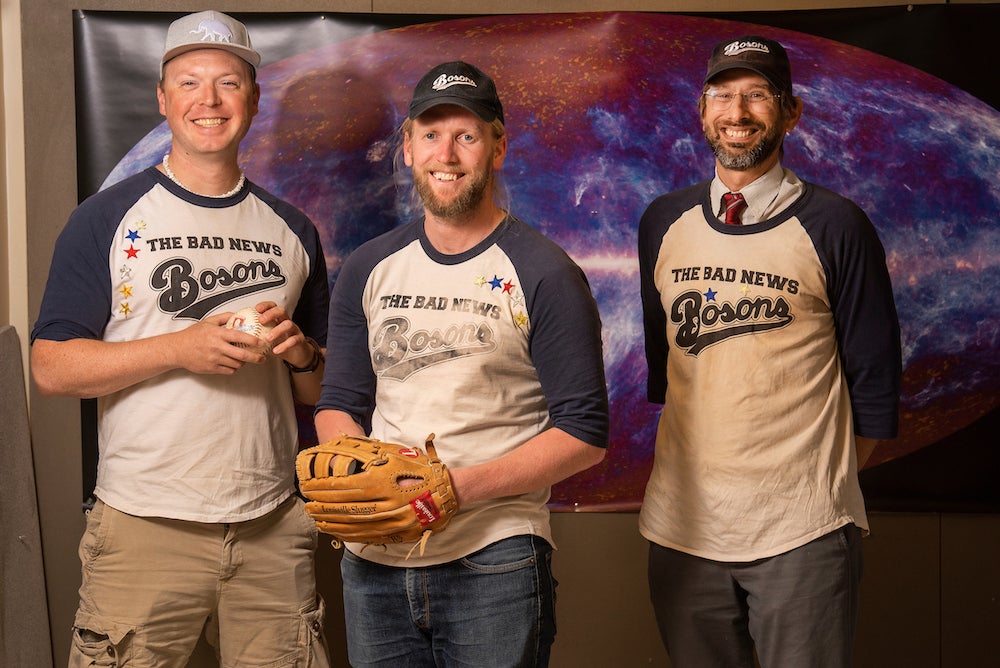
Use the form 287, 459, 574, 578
301, 596, 331, 668
68, 614, 135, 668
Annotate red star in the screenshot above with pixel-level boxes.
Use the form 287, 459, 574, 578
124, 245, 139, 259
502, 280, 516, 294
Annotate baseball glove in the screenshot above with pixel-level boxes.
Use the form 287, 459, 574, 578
296, 433, 459, 558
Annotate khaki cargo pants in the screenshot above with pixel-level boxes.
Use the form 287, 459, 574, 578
69, 496, 331, 667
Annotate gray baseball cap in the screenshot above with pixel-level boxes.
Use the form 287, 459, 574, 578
160, 11, 261, 78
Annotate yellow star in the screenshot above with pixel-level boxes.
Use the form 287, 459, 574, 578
474, 275, 487, 287
119, 302, 132, 317
118, 284, 133, 298
739, 284, 751, 296
514, 312, 529, 327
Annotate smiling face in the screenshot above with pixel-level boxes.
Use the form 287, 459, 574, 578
157, 49, 259, 164
701, 69, 801, 184
403, 104, 507, 225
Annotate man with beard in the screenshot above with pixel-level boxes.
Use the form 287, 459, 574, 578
314, 61, 609, 667
637, 36, 901, 667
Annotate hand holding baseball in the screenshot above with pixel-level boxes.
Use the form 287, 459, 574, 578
225, 307, 274, 354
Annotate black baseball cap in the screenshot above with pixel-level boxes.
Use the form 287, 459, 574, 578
408, 61, 504, 125
704, 36, 792, 95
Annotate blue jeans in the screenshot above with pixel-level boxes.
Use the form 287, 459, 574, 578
341, 534, 557, 667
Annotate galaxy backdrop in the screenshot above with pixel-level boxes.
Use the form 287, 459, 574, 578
74, 8, 999, 511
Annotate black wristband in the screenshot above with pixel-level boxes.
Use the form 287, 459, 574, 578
284, 337, 324, 374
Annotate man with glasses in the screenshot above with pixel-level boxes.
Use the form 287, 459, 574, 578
637, 35, 901, 666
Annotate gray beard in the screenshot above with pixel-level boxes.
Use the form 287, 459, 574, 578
706, 126, 782, 171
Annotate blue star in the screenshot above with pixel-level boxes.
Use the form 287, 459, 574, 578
489, 275, 504, 290
704, 288, 717, 301
125, 229, 141, 242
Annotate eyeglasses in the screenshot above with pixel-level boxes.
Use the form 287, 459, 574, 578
703, 90, 781, 111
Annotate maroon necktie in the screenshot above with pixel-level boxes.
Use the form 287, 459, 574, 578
721, 192, 747, 226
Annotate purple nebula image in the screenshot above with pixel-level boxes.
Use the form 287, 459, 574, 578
105, 12, 1000, 510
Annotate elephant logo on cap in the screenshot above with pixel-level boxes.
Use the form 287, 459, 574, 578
190, 19, 233, 44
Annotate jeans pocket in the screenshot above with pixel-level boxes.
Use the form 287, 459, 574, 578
459, 535, 552, 574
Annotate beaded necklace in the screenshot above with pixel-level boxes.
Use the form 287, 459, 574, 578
162, 153, 245, 198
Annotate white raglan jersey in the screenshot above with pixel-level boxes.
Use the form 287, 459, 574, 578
637, 177, 901, 562
32, 167, 329, 522
318, 215, 609, 566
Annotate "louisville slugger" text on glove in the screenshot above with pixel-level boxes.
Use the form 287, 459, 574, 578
296, 433, 459, 557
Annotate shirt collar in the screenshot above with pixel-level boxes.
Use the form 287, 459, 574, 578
710, 163, 802, 225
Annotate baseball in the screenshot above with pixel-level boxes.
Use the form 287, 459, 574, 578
225, 307, 273, 354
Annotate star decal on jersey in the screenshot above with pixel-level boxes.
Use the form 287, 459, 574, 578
115, 221, 145, 318
739, 284, 751, 296
704, 287, 717, 301
475, 269, 527, 331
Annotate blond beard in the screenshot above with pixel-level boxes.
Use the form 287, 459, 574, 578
415, 164, 494, 221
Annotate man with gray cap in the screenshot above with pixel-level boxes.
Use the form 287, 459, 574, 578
313, 60, 609, 667
637, 36, 901, 666
31, 11, 331, 666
